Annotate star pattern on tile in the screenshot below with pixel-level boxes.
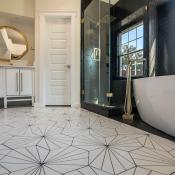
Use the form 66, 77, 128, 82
72, 133, 146, 174
0, 144, 88, 175
0, 107, 175, 175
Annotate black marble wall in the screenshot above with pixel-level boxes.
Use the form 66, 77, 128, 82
111, 0, 148, 107
156, 0, 175, 75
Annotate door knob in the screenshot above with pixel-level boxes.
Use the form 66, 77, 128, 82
64, 65, 71, 69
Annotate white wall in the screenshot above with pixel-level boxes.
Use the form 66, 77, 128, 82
0, 0, 34, 18
35, 0, 81, 107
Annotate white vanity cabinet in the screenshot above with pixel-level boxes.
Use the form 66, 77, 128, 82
0, 66, 35, 108
6, 68, 33, 96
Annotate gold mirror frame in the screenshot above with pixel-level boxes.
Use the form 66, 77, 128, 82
0, 26, 29, 61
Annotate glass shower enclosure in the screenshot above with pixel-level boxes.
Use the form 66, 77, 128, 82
82, 0, 112, 106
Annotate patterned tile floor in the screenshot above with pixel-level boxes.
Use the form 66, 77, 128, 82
0, 107, 175, 175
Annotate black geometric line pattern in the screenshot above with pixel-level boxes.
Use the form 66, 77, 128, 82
3, 123, 73, 150
73, 133, 143, 174
131, 147, 175, 174
0, 145, 88, 175
0, 107, 175, 175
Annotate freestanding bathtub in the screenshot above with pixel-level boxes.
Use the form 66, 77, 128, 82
133, 75, 175, 137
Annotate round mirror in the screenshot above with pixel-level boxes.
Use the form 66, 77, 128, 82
0, 26, 28, 61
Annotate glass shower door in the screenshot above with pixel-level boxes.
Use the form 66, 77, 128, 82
83, 0, 111, 106
84, 0, 100, 104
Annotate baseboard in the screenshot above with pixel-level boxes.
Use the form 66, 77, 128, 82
34, 103, 44, 107
71, 103, 80, 108
34, 103, 80, 108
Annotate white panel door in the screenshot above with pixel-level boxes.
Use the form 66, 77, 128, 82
45, 18, 71, 105
6, 68, 19, 96
20, 69, 33, 96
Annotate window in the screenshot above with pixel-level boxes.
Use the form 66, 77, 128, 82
118, 22, 144, 77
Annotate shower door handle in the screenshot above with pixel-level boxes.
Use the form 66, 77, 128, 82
93, 48, 101, 61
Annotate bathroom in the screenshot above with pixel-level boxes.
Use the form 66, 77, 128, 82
0, 0, 175, 174
81, 0, 175, 137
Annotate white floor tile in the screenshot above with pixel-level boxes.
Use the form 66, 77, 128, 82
0, 107, 175, 175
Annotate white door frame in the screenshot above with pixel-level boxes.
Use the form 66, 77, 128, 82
38, 11, 77, 107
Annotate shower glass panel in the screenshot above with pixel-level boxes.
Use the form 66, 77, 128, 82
84, 0, 100, 105
99, 0, 111, 105
84, 0, 111, 106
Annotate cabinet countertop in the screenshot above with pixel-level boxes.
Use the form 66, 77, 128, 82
0, 65, 35, 69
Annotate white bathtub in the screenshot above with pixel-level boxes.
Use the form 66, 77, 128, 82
133, 75, 175, 137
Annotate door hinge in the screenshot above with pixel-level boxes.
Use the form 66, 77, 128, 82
106, 92, 113, 98
81, 18, 84, 24
145, 5, 148, 11
92, 48, 101, 61
81, 90, 85, 95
